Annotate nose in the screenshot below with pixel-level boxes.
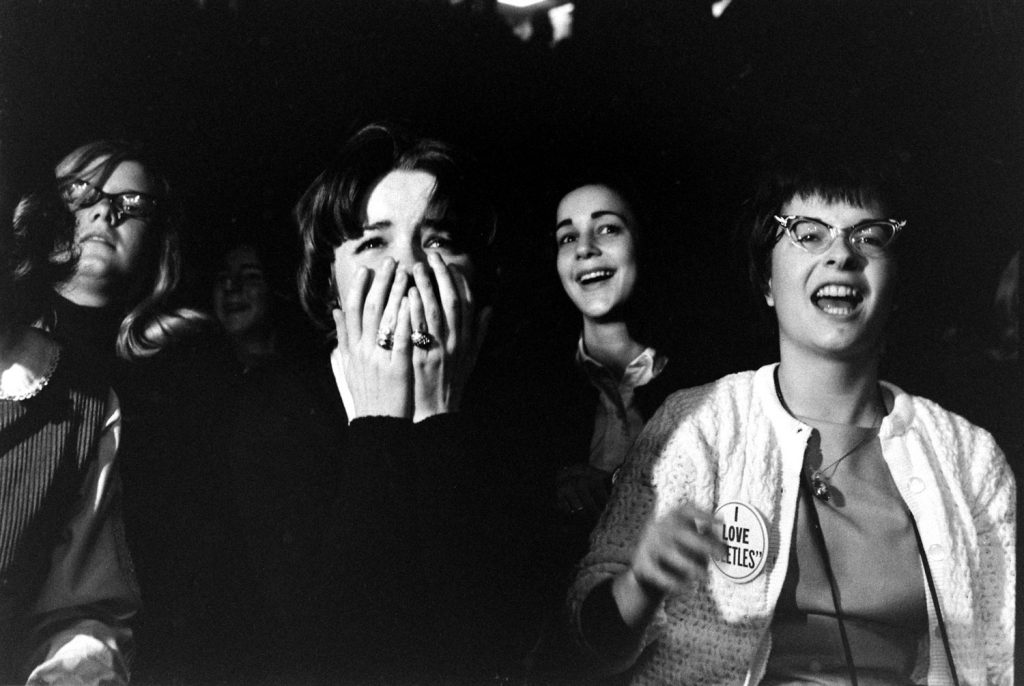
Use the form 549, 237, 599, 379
575, 231, 600, 259
824, 230, 862, 269
390, 239, 428, 273
222, 275, 241, 293
86, 195, 115, 225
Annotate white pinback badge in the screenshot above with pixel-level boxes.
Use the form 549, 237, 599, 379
711, 501, 769, 583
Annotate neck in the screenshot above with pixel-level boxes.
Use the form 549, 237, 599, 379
581, 318, 645, 379
776, 348, 883, 427
57, 280, 118, 308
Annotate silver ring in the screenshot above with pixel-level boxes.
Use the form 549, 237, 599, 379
410, 330, 434, 350
375, 327, 394, 350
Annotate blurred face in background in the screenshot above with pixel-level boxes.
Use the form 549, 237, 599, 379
213, 245, 271, 339
555, 184, 640, 323
59, 158, 158, 306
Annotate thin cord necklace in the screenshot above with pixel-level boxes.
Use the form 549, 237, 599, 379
773, 367, 884, 502
806, 415, 879, 502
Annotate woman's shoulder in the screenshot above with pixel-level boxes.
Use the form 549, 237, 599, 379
889, 384, 1002, 448
657, 369, 761, 417
887, 385, 1013, 495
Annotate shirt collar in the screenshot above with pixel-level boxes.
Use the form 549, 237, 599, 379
575, 335, 668, 390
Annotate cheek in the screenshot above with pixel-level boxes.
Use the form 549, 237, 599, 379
119, 222, 151, 263
555, 252, 573, 286
248, 287, 269, 310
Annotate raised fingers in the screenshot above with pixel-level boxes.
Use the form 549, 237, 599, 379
392, 294, 412, 359
407, 286, 432, 353
343, 266, 372, 344
449, 264, 476, 349
377, 267, 410, 347
411, 260, 445, 346
426, 252, 462, 348
360, 258, 398, 345
332, 307, 348, 356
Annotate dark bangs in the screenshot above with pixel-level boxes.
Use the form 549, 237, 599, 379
400, 141, 496, 256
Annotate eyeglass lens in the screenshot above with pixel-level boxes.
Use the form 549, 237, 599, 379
60, 179, 158, 219
790, 219, 895, 257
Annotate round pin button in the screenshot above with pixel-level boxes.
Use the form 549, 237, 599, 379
712, 501, 769, 583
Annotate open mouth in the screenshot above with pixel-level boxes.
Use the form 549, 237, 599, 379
812, 284, 863, 315
80, 234, 115, 248
223, 302, 249, 315
577, 269, 614, 285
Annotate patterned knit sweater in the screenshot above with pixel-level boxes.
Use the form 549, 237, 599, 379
569, 364, 1015, 686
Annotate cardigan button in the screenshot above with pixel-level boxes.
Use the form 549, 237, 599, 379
907, 477, 925, 494
928, 544, 947, 561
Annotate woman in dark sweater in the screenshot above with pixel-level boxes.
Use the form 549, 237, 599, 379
226, 123, 515, 683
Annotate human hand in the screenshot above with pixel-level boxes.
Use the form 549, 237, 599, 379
407, 252, 491, 422
612, 504, 724, 628
333, 258, 414, 419
556, 463, 612, 518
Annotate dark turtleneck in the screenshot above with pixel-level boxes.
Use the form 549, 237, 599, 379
49, 293, 124, 387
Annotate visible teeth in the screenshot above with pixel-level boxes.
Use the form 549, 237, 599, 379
814, 284, 860, 299
579, 270, 613, 284
819, 303, 854, 315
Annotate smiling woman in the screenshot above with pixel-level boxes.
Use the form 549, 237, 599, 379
567, 146, 1015, 685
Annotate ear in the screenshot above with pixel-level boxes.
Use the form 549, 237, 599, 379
764, 278, 774, 308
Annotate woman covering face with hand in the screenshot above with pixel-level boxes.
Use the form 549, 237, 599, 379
316, 160, 491, 423
568, 145, 1014, 685
226, 123, 509, 683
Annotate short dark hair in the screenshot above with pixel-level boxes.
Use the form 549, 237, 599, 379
746, 143, 907, 300
295, 123, 497, 330
550, 176, 675, 349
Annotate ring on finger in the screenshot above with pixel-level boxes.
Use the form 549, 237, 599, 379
410, 329, 434, 350
376, 326, 395, 350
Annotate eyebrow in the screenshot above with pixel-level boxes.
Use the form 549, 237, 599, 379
556, 210, 629, 230
362, 219, 447, 232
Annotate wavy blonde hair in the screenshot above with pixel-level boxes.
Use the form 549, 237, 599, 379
55, 140, 208, 358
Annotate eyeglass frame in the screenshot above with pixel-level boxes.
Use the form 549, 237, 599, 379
58, 176, 161, 224
772, 214, 906, 258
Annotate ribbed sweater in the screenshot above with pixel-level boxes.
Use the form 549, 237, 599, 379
570, 364, 1015, 686
0, 352, 110, 679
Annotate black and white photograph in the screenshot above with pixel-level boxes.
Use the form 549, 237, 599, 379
0, 1, 1020, 684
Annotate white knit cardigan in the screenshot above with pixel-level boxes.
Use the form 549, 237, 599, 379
569, 364, 1015, 686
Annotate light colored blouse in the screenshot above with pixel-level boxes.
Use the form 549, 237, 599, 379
575, 337, 667, 474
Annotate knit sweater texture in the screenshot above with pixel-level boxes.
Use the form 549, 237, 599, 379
569, 364, 1015, 686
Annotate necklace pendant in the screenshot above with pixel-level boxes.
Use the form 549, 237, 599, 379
810, 471, 831, 502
